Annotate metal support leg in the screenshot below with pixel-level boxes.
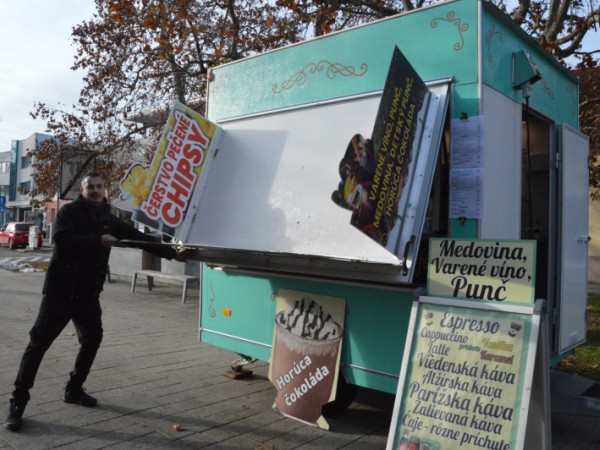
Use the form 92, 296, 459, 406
181, 280, 188, 304
131, 272, 138, 293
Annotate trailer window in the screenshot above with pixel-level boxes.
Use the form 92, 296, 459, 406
187, 81, 451, 285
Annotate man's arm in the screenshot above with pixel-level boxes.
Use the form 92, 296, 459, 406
111, 217, 177, 260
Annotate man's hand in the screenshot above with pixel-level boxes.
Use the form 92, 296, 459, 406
174, 248, 196, 262
101, 234, 120, 248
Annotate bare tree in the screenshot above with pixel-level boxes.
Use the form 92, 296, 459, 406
30, 0, 599, 201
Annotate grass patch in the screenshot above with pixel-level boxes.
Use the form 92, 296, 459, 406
557, 293, 600, 381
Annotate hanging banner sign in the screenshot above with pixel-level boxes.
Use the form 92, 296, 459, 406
268, 289, 346, 430
331, 45, 429, 252
114, 101, 222, 241
427, 238, 536, 306
387, 296, 540, 450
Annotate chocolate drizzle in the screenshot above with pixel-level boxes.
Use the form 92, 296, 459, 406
278, 297, 340, 340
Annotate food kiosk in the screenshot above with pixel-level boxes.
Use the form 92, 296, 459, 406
181, 0, 589, 406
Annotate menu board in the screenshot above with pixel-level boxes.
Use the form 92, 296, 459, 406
387, 296, 540, 450
449, 115, 484, 220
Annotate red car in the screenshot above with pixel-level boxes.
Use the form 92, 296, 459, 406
0, 222, 43, 249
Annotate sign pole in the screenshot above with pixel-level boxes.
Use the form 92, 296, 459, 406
523, 299, 552, 449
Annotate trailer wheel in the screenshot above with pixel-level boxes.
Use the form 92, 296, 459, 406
322, 374, 358, 418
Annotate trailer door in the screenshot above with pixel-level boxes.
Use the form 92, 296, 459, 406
557, 124, 589, 353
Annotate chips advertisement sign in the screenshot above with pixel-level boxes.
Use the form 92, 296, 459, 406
115, 101, 222, 241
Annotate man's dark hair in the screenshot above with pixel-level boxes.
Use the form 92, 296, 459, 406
83, 171, 102, 180
81, 172, 103, 185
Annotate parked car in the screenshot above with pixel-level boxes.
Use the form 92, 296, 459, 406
0, 222, 43, 249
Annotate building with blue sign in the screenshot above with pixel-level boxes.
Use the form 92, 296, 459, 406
0, 133, 51, 227
0, 151, 10, 201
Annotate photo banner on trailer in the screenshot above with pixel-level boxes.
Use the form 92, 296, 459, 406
114, 101, 223, 241
331, 45, 429, 253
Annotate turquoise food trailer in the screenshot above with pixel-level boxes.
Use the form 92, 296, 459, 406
186, 0, 589, 405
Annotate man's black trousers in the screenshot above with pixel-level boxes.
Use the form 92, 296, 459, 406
12, 295, 103, 402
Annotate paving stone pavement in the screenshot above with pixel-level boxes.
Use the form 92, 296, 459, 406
0, 268, 394, 449
0, 267, 599, 449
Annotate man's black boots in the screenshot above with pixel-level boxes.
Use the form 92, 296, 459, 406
64, 386, 97, 407
3, 399, 27, 431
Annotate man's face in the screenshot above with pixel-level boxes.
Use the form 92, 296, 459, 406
81, 176, 106, 206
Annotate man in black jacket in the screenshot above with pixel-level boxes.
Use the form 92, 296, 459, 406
4, 172, 190, 431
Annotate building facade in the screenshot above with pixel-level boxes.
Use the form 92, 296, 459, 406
1, 133, 51, 228
0, 151, 10, 198
0, 151, 10, 224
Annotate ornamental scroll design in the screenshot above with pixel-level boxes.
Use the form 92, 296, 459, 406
431, 11, 469, 51
272, 60, 368, 94
567, 86, 577, 117
208, 282, 216, 318
485, 24, 503, 63
542, 80, 555, 100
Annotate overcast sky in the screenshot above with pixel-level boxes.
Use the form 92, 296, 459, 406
0, 2, 598, 151
0, 1, 96, 149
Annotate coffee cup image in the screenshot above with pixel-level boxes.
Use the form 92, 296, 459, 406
425, 311, 434, 326
270, 297, 343, 425
508, 321, 522, 337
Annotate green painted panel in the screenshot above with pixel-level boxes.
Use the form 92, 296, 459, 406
451, 218, 479, 238
481, 7, 579, 127
201, 332, 273, 362
201, 269, 277, 347
207, 0, 478, 122
452, 82, 480, 119
343, 366, 399, 394
200, 266, 414, 393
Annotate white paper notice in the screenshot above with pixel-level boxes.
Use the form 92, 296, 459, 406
450, 116, 484, 218
450, 167, 483, 218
